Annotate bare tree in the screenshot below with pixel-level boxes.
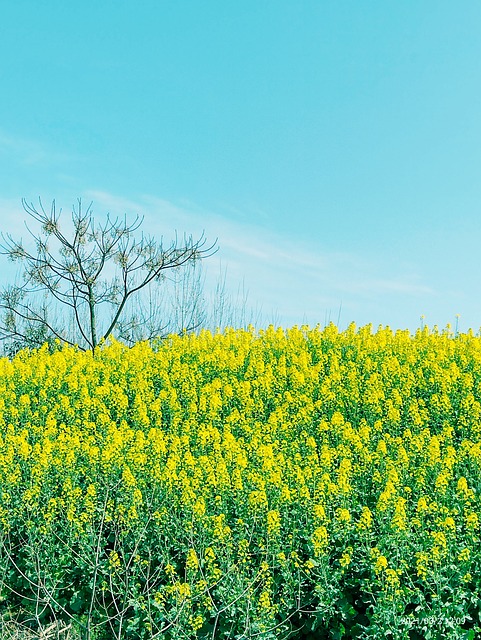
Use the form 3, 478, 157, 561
0, 199, 217, 354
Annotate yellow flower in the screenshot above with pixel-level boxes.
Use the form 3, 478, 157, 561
204, 547, 216, 563
458, 548, 470, 562
442, 516, 456, 533
258, 590, 271, 609
340, 547, 352, 568
336, 508, 351, 523
416, 496, 429, 514
122, 465, 136, 487
109, 551, 121, 570
357, 506, 372, 531
435, 472, 450, 494
212, 513, 231, 541
466, 512, 479, 530
377, 481, 396, 512
304, 559, 315, 571
171, 582, 192, 603
186, 549, 199, 570
267, 510, 281, 536
190, 615, 204, 631
457, 476, 474, 500
192, 497, 206, 518
311, 526, 328, 557
391, 497, 407, 532
415, 552, 429, 580
384, 568, 400, 589
313, 503, 326, 520
374, 555, 388, 574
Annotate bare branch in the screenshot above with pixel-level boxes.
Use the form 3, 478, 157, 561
0, 198, 218, 353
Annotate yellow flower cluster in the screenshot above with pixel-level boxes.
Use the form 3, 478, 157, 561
0, 322, 480, 607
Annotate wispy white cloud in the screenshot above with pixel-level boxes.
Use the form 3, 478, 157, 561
352, 278, 433, 296
0, 189, 438, 329
0, 129, 75, 169
82, 190, 435, 328
0, 132, 45, 167
0, 197, 28, 234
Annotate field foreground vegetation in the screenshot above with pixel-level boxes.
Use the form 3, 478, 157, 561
0, 324, 480, 639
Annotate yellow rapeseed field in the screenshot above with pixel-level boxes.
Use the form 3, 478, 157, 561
0, 324, 480, 639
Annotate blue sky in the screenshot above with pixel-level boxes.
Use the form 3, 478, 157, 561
1, 1, 481, 331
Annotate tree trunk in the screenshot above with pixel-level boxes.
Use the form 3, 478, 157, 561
88, 285, 97, 349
